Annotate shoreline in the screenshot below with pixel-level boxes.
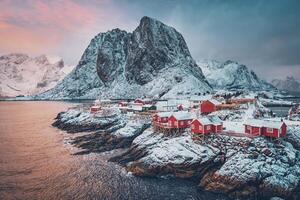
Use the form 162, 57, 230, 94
52, 106, 300, 200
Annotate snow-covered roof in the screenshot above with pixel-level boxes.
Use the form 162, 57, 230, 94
172, 111, 192, 120
157, 112, 173, 118
244, 119, 285, 129
131, 106, 143, 111
91, 105, 101, 109
142, 104, 153, 108
208, 99, 222, 105
193, 116, 222, 125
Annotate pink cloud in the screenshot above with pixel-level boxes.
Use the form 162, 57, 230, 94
0, 0, 121, 56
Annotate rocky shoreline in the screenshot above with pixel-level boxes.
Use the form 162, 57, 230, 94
53, 108, 300, 200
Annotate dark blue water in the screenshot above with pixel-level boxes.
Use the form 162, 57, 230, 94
0, 101, 227, 200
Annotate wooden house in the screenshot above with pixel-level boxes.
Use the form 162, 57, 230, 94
200, 99, 222, 114
168, 112, 193, 129
191, 116, 223, 134
243, 119, 287, 138
90, 105, 101, 113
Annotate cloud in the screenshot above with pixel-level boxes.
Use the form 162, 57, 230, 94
0, 0, 299, 80
0, 0, 122, 57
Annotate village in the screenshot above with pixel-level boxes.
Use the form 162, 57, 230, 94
88, 93, 294, 140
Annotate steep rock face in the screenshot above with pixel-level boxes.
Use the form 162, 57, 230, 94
38, 16, 211, 99
271, 76, 300, 93
198, 60, 275, 91
0, 53, 72, 97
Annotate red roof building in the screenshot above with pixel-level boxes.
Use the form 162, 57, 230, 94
90, 105, 101, 113
168, 112, 193, 129
243, 119, 287, 138
191, 116, 223, 134
200, 99, 222, 114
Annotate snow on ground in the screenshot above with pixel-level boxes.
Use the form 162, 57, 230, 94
59, 108, 120, 126
112, 120, 150, 138
223, 121, 244, 133
216, 137, 300, 194
132, 129, 219, 166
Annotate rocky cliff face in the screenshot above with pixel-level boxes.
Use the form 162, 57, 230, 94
198, 59, 276, 91
0, 53, 73, 97
37, 16, 211, 99
271, 76, 300, 93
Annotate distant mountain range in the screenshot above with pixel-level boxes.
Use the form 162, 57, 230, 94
197, 59, 275, 91
0, 53, 73, 98
271, 76, 300, 93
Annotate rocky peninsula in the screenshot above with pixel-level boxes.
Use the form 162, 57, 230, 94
53, 107, 300, 200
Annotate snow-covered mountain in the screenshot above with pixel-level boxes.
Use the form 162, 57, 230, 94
271, 76, 300, 93
197, 59, 276, 91
0, 53, 73, 97
37, 16, 211, 100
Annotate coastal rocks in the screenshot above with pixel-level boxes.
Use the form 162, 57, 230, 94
285, 126, 300, 150
111, 130, 222, 178
52, 107, 151, 155
200, 137, 300, 199
111, 129, 300, 200
71, 122, 151, 155
53, 107, 300, 199
52, 108, 121, 133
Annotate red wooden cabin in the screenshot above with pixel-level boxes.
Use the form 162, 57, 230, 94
168, 112, 193, 129
200, 99, 221, 114
244, 119, 287, 138
152, 112, 173, 128
191, 116, 223, 134
90, 105, 101, 113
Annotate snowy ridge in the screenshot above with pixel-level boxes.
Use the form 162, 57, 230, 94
0, 53, 73, 97
198, 59, 276, 91
36, 16, 211, 100
271, 76, 300, 93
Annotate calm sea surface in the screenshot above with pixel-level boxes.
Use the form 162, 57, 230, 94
0, 101, 226, 200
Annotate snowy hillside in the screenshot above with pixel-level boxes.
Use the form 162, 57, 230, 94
37, 16, 211, 100
0, 53, 73, 97
271, 76, 300, 93
198, 59, 275, 91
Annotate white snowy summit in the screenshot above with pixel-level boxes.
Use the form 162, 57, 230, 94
271, 76, 300, 93
198, 59, 275, 91
37, 16, 211, 100
0, 53, 73, 97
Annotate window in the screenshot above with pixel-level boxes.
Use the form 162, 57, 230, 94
191, 124, 195, 129
199, 125, 202, 130
267, 127, 273, 133
180, 121, 184, 126
207, 125, 211, 130
174, 121, 178, 126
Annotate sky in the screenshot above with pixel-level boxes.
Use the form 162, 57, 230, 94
0, 0, 299, 81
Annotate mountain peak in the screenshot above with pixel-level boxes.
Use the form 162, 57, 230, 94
37, 17, 211, 99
